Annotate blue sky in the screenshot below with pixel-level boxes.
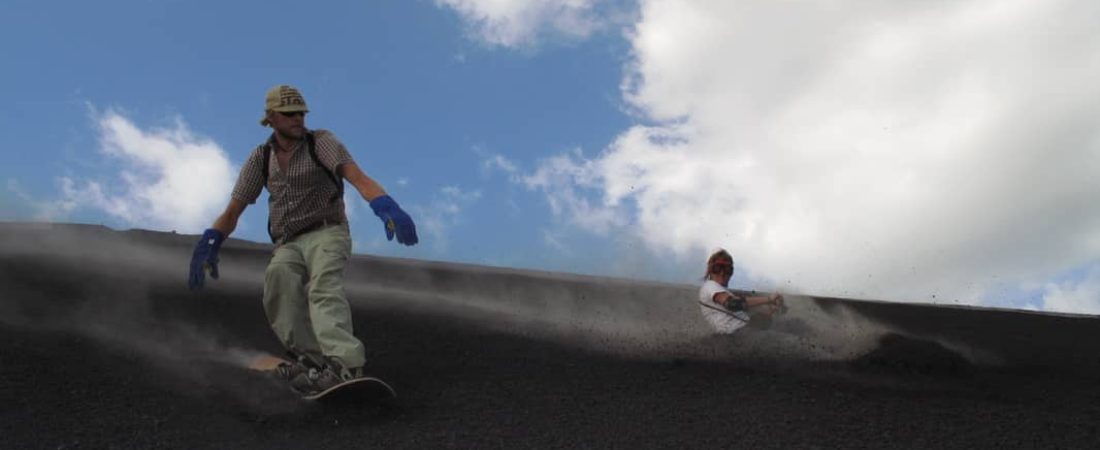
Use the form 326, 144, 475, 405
4, 0, 1100, 314
2, 1, 638, 272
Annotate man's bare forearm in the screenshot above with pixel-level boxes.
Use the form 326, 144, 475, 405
340, 161, 387, 202
210, 199, 248, 237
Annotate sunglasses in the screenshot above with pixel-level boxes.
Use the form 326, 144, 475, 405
278, 111, 306, 118
710, 261, 734, 275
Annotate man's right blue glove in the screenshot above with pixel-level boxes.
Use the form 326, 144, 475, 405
189, 228, 225, 290
369, 195, 418, 246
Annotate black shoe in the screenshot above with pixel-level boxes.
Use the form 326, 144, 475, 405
272, 357, 310, 383
294, 359, 364, 395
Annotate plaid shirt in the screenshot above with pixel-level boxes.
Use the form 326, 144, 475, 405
231, 129, 353, 244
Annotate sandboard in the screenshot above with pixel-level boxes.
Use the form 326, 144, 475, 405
303, 376, 396, 403
247, 354, 396, 403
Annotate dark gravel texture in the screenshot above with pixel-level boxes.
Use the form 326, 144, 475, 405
2, 223, 1099, 449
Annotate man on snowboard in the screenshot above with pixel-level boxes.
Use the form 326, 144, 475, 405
188, 85, 418, 395
698, 249, 784, 334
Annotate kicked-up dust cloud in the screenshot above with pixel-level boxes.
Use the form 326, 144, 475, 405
3, 221, 1086, 402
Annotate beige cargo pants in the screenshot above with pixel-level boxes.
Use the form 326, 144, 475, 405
263, 223, 365, 370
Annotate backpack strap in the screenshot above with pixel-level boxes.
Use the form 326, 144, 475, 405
261, 143, 274, 243
305, 132, 344, 204
261, 142, 271, 188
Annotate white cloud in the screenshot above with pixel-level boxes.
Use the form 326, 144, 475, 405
522, 148, 628, 234
483, 153, 520, 177
1042, 265, 1100, 315
541, 228, 571, 254
60, 109, 236, 232
522, 0, 1100, 308
7, 179, 77, 221
343, 191, 358, 220
476, 146, 525, 184
436, 0, 605, 48
413, 185, 483, 252
7, 180, 30, 203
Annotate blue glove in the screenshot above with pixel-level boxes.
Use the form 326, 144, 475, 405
369, 195, 418, 245
188, 228, 225, 290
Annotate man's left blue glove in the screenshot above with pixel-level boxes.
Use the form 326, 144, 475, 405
189, 228, 225, 290
369, 195, 418, 246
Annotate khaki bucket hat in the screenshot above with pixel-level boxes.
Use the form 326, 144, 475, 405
260, 85, 309, 126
